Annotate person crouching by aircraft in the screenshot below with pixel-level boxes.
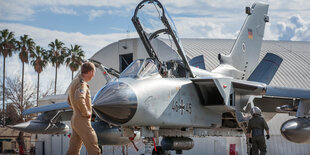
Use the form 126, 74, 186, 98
247, 106, 270, 155
66, 62, 101, 155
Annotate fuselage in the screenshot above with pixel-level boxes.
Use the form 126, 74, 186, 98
92, 67, 224, 129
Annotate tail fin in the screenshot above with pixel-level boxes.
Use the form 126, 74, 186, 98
212, 2, 269, 80
248, 53, 282, 84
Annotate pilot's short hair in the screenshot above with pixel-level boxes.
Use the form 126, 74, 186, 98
81, 62, 95, 74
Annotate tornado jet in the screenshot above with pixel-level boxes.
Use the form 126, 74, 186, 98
11, 0, 310, 154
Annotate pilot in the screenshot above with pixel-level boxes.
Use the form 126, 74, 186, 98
247, 106, 270, 155
66, 62, 101, 155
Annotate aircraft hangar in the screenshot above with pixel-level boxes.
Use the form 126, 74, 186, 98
88, 38, 310, 94
36, 38, 310, 155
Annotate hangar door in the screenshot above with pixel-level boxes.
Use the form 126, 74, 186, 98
119, 53, 133, 72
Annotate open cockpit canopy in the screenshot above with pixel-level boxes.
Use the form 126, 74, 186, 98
132, 0, 194, 77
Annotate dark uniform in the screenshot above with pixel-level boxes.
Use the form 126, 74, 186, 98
66, 74, 100, 155
247, 115, 269, 155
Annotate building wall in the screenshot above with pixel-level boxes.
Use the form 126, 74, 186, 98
0, 137, 32, 154
266, 135, 310, 155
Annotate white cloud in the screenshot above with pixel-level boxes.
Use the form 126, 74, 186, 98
0, 22, 132, 57
2, 0, 310, 20
264, 24, 278, 40
164, 0, 255, 16
50, 7, 77, 15
2, 0, 137, 8
274, 15, 310, 41
89, 9, 105, 21
39, 0, 137, 8
1, 1, 309, 44
110, 27, 126, 32
2, 0, 310, 43
0, 0, 259, 22
0, 0, 137, 21
0, 0, 34, 21
174, 17, 236, 39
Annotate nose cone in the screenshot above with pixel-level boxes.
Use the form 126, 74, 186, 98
8, 121, 33, 132
93, 82, 137, 125
281, 118, 310, 143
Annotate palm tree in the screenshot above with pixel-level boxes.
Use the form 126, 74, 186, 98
66, 44, 85, 80
30, 46, 48, 106
48, 39, 66, 95
16, 35, 35, 107
0, 29, 17, 126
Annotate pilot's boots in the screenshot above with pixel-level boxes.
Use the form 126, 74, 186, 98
66, 116, 101, 155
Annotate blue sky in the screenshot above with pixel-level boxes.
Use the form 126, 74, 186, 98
1, 0, 310, 94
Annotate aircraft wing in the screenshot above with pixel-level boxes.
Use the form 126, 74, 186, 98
264, 86, 310, 99
192, 78, 310, 114
22, 101, 71, 115
232, 80, 310, 99
8, 101, 72, 134
233, 80, 310, 115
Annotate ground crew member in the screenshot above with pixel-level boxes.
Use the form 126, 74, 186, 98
66, 62, 101, 155
247, 106, 270, 155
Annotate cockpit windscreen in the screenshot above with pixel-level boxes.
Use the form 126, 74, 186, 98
120, 59, 160, 78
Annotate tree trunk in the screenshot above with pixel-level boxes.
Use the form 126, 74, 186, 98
54, 67, 57, 95
37, 73, 40, 107
17, 131, 26, 155
2, 56, 5, 127
126, 145, 128, 155
122, 145, 125, 155
21, 62, 24, 107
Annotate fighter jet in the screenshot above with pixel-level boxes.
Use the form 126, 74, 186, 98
10, 0, 310, 154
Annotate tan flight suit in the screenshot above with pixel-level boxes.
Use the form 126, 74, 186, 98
66, 74, 100, 155
247, 115, 269, 155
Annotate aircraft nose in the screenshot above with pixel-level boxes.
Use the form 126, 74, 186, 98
92, 82, 137, 125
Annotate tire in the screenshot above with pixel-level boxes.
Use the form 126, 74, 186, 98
152, 146, 165, 155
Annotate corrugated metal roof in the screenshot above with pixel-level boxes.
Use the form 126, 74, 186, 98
162, 39, 310, 89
